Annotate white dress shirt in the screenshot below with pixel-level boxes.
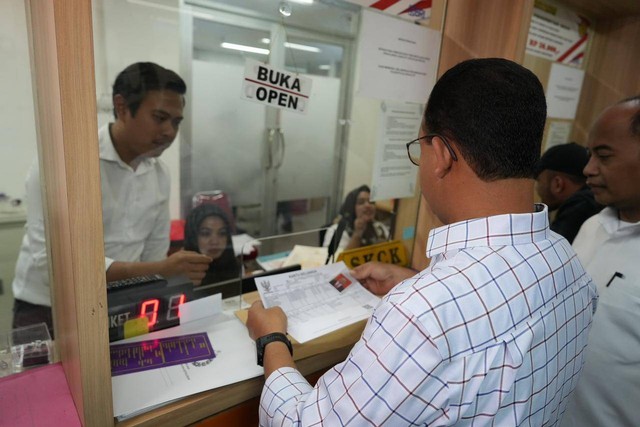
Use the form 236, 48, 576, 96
561, 207, 640, 427
260, 205, 598, 426
12, 124, 170, 306
322, 221, 389, 250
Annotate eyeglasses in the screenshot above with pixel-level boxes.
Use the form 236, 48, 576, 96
406, 133, 458, 166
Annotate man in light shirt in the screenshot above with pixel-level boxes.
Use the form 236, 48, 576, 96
12, 62, 211, 335
246, 58, 598, 426
561, 96, 640, 427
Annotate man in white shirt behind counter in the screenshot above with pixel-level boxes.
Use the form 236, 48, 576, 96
246, 58, 598, 426
561, 96, 640, 427
12, 62, 211, 336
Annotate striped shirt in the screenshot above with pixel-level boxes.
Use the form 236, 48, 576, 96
260, 205, 598, 426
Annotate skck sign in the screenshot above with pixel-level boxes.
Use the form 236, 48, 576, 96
337, 240, 408, 269
242, 59, 312, 114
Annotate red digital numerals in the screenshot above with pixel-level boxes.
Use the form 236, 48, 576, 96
139, 294, 186, 328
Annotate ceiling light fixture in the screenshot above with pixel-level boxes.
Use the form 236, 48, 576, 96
221, 42, 269, 55
260, 38, 321, 53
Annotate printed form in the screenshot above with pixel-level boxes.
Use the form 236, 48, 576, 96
256, 261, 381, 343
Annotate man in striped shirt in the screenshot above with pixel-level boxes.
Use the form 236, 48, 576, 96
246, 58, 598, 426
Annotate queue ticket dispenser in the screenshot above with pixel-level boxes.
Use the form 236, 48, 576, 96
106, 275, 194, 342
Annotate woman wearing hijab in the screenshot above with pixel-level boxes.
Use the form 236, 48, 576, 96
323, 185, 389, 254
184, 204, 241, 285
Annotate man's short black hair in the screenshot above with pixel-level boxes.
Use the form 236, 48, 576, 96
618, 95, 640, 138
424, 58, 547, 181
112, 62, 187, 119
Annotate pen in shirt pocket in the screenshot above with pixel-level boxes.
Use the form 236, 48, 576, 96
605, 272, 624, 287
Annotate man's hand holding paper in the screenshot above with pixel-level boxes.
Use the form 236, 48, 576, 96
250, 261, 380, 344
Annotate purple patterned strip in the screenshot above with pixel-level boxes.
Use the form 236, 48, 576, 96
110, 332, 215, 376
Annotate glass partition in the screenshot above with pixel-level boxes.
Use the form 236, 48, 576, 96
191, 226, 332, 307
91, 0, 435, 351
0, 1, 42, 337
91, 0, 415, 271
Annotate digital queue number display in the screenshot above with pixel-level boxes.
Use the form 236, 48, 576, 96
107, 275, 194, 342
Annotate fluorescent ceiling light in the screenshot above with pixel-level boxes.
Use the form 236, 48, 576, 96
221, 42, 269, 55
261, 38, 321, 53
285, 42, 321, 53
289, 0, 314, 4
319, 64, 331, 70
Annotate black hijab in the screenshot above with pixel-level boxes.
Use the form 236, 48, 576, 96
339, 185, 371, 231
327, 185, 381, 259
184, 204, 240, 284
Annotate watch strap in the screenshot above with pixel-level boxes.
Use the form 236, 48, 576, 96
256, 332, 293, 366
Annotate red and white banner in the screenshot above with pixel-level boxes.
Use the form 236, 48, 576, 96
526, 6, 590, 67
345, 0, 432, 22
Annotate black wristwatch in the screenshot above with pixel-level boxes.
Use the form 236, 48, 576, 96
255, 332, 293, 367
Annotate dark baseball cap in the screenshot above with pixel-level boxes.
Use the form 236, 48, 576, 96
534, 142, 589, 178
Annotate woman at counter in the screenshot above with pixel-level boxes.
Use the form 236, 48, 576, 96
184, 204, 241, 285
322, 185, 389, 253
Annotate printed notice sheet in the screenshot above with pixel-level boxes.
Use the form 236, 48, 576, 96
370, 101, 422, 201
357, 9, 440, 103
546, 63, 585, 119
256, 261, 380, 343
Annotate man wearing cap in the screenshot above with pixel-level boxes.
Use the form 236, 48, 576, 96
534, 142, 602, 242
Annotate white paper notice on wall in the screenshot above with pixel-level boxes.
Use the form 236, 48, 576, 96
357, 9, 440, 104
545, 121, 573, 149
242, 59, 312, 114
546, 63, 585, 120
370, 101, 422, 201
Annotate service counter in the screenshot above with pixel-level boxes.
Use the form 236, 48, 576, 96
112, 291, 366, 426
116, 345, 353, 427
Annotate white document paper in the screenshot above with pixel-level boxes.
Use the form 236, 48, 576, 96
370, 101, 422, 201
256, 262, 380, 343
282, 245, 329, 270
111, 314, 262, 419
180, 293, 222, 324
357, 9, 441, 103
546, 63, 585, 119
545, 121, 573, 149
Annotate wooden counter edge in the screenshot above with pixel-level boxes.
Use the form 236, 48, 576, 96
115, 345, 354, 427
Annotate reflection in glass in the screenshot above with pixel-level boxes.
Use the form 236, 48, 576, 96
322, 185, 390, 259
189, 14, 349, 238
0, 1, 39, 335
184, 204, 241, 286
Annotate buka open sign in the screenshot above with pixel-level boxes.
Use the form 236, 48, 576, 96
242, 59, 312, 114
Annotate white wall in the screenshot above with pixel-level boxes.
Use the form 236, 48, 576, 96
0, 0, 37, 202
93, 0, 183, 218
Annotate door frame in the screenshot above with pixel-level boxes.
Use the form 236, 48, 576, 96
179, 2, 357, 237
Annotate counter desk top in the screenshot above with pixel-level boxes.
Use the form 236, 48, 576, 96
115, 345, 354, 427
113, 292, 366, 426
